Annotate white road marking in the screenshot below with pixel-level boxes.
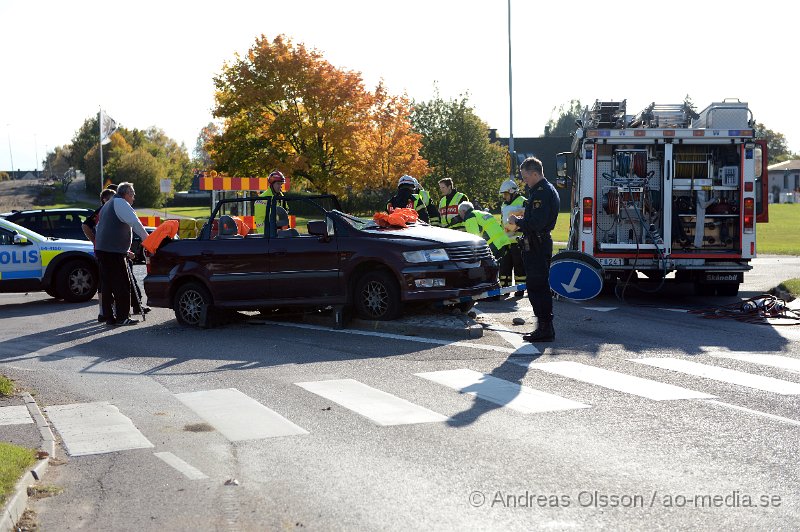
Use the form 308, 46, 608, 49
154, 452, 208, 480
0, 405, 33, 426
709, 353, 800, 374
631, 358, 800, 395
703, 400, 800, 427
513, 361, 715, 401
45, 402, 154, 456
659, 308, 690, 313
174, 388, 308, 441
415, 369, 591, 414
295, 379, 447, 426
258, 320, 531, 354
472, 310, 539, 355
584, 307, 617, 312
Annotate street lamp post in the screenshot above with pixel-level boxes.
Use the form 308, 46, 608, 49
507, 0, 515, 179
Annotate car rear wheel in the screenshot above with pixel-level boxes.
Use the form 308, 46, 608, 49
174, 282, 212, 327
45, 286, 62, 299
57, 259, 98, 302
353, 271, 401, 321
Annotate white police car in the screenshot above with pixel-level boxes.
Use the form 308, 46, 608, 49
0, 217, 98, 302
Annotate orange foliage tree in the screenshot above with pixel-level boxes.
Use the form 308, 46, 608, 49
208, 35, 428, 196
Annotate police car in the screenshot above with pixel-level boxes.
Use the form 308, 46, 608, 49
0, 217, 99, 302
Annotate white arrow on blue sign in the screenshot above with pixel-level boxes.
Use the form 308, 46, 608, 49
549, 256, 604, 301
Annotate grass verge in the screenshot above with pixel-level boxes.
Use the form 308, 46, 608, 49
778, 278, 800, 298
0, 375, 14, 396
0, 443, 36, 505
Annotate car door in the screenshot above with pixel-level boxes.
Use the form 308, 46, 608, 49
0, 223, 42, 292
267, 198, 342, 303
202, 231, 270, 304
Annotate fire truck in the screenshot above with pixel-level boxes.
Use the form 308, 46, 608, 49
557, 99, 769, 297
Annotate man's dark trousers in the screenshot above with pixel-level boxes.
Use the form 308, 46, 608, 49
96, 250, 131, 324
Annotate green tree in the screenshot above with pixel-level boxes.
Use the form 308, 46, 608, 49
544, 100, 583, 137
194, 122, 220, 168
43, 145, 73, 178
111, 149, 165, 207
70, 116, 100, 176
755, 123, 797, 164
411, 90, 507, 210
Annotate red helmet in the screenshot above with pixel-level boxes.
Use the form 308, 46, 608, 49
268, 171, 286, 185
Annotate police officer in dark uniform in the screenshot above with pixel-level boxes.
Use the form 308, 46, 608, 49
509, 156, 560, 342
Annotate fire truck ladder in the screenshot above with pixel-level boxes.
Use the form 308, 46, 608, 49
628, 102, 699, 129
584, 100, 627, 129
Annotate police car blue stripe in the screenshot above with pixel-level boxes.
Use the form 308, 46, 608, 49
1, 270, 42, 279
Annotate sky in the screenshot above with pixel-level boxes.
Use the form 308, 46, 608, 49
1, 0, 798, 173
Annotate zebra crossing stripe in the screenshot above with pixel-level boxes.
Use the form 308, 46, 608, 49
174, 388, 308, 441
45, 402, 154, 456
709, 353, 800, 374
154, 452, 208, 480
295, 379, 447, 426
517, 361, 715, 401
631, 358, 800, 395
415, 369, 591, 414
0, 405, 33, 426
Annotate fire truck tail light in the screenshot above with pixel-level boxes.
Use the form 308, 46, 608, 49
743, 198, 754, 233
744, 182, 753, 192
582, 198, 593, 233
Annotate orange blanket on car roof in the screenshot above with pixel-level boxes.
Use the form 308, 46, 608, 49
373, 208, 418, 228
142, 220, 179, 254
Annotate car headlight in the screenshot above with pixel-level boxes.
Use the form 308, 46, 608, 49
402, 248, 449, 263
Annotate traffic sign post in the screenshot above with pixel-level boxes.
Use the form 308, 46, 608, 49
549, 251, 604, 301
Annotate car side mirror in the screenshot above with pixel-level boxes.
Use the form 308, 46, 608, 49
555, 152, 573, 188
13, 233, 30, 245
307, 220, 329, 237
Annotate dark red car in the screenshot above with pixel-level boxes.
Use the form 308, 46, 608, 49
144, 194, 499, 326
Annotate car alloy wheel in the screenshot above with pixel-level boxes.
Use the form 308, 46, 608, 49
175, 282, 212, 327
354, 270, 401, 321
57, 259, 98, 302
363, 279, 389, 316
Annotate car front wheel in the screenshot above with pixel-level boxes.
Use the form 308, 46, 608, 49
57, 259, 98, 302
353, 271, 401, 321
174, 282, 212, 327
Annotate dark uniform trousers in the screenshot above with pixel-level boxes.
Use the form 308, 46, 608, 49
499, 242, 525, 287
522, 236, 553, 322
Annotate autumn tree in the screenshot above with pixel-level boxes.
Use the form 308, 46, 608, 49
208, 34, 427, 196
411, 91, 507, 209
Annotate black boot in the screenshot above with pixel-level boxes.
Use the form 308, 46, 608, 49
522, 322, 555, 342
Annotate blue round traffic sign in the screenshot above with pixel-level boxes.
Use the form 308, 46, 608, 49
549, 253, 604, 300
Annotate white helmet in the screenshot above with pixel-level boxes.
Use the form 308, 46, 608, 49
398, 175, 417, 188
499, 179, 518, 195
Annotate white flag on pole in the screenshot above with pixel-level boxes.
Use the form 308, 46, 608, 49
100, 109, 118, 145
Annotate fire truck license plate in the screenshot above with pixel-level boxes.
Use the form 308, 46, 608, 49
598, 258, 625, 266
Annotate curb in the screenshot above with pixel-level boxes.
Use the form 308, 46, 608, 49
1, 393, 55, 532
300, 313, 484, 340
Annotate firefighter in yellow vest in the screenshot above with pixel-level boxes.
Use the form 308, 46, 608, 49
411, 178, 437, 224
437, 178, 469, 230
499, 179, 527, 297
458, 201, 511, 260
253, 171, 286, 234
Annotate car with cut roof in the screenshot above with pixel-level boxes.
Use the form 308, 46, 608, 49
143, 194, 500, 326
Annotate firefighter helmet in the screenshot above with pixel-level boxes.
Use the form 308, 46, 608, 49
398, 175, 417, 189
499, 179, 518, 195
268, 171, 286, 185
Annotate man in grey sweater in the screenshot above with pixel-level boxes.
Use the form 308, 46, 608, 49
95, 182, 149, 326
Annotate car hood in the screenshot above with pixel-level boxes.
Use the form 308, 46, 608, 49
359, 223, 483, 246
